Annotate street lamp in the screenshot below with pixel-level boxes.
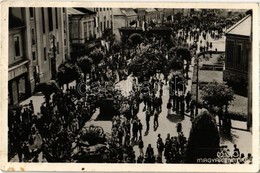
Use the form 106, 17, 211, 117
195, 52, 200, 116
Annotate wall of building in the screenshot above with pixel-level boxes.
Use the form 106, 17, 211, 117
9, 29, 26, 66
113, 15, 126, 42
163, 9, 175, 19
224, 34, 250, 83
8, 7, 70, 105
69, 14, 95, 44
93, 8, 113, 38
9, 8, 30, 105
146, 11, 157, 23
125, 15, 138, 27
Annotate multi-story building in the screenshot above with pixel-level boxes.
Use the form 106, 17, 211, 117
155, 8, 164, 24
113, 8, 138, 42
68, 8, 96, 44
224, 14, 251, 89
162, 8, 175, 21
145, 8, 158, 23
8, 7, 70, 105
87, 7, 113, 38
134, 8, 146, 27
224, 13, 252, 129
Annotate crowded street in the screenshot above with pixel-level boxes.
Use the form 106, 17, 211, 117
8, 7, 253, 164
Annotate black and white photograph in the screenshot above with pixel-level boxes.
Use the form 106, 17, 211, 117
1, 1, 259, 172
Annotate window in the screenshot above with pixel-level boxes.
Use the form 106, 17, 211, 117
63, 7, 65, 13
107, 20, 109, 28
31, 28, 36, 45
100, 22, 102, 31
44, 47, 47, 61
29, 7, 34, 18
41, 8, 45, 33
48, 8, 53, 31
64, 20, 66, 33
55, 8, 58, 29
89, 22, 92, 38
104, 21, 106, 29
64, 38, 66, 46
237, 44, 242, 64
245, 46, 250, 71
100, 8, 102, 11
32, 51, 36, 60
14, 35, 21, 57
227, 41, 234, 67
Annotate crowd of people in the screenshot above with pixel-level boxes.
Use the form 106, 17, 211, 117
8, 10, 252, 164
8, 87, 96, 162
107, 113, 187, 163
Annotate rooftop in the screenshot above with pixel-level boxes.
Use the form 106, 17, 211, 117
113, 8, 137, 17
146, 8, 157, 13
9, 13, 24, 29
123, 8, 137, 16
113, 8, 124, 16
226, 14, 251, 37
68, 8, 96, 15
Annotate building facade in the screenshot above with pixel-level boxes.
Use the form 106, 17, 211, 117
224, 14, 252, 129
224, 14, 251, 88
91, 7, 113, 38
68, 8, 96, 44
8, 7, 70, 105
113, 8, 138, 42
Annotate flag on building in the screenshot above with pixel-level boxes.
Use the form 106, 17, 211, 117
142, 21, 145, 31
130, 20, 136, 26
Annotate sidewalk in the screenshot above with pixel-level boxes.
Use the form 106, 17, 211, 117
188, 45, 252, 155
20, 81, 77, 115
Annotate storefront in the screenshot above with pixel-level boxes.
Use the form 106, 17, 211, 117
8, 61, 31, 105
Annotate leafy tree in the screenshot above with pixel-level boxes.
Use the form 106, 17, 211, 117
201, 81, 235, 130
176, 46, 192, 62
78, 56, 93, 81
102, 28, 113, 40
168, 47, 189, 71
89, 49, 105, 65
70, 43, 87, 63
185, 110, 220, 163
111, 42, 121, 54
34, 80, 61, 105
168, 55, 183, 71
201, 81, 235, 109
56, 61, 82, 89
128, 33, 143, 51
